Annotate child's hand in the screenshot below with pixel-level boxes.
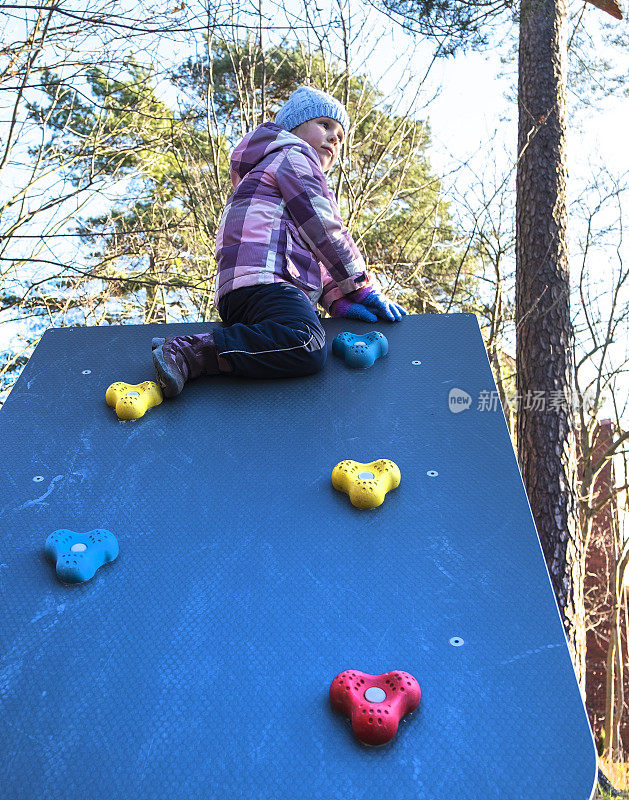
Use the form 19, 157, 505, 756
359, 288, 407, 322
329, 297, 378, 322
335, 287, 407, 322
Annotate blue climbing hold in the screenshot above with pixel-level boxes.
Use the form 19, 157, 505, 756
45, 529, 119, 584
332, 331, 389, 369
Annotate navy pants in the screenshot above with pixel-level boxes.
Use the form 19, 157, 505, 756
213, 283, 327, 379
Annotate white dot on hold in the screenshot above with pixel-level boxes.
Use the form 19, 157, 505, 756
126, 391, 140, 398
364, 687, 386, 703
358, 472, 374, 480
355, 341, 366, 346
70, 543, 87, 553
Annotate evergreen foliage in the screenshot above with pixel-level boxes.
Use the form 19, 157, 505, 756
371, 0, 513, 53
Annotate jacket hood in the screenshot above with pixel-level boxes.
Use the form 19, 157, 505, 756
229, 122, 320, 188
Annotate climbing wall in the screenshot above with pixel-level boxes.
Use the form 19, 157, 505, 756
0, 313, 597, 799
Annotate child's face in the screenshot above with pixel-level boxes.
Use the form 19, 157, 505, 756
291, 116, 344, 172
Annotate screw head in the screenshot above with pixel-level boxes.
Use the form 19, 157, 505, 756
364, 686, 387, 703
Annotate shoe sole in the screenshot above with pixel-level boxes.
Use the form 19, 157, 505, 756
152, 345, 183, 398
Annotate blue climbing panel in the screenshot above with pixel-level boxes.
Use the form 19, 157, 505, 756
0, 314, 597, 799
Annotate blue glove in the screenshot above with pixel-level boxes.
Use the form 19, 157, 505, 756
329, 298, 378, 322
343, 287, 407, 322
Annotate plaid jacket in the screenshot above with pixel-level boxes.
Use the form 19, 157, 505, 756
215, 122, 368, 311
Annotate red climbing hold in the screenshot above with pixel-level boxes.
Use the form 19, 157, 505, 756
329, 669, 421, 746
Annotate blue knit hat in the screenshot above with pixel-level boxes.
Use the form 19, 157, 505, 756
275, 86, 350, 134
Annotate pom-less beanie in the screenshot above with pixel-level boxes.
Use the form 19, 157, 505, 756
274, 86, 350, 134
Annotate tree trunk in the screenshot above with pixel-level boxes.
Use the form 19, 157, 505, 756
516, 0, 585, 685
603, 543, 629, 761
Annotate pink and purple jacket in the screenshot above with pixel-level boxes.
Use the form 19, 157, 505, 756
215, 122, 369, 311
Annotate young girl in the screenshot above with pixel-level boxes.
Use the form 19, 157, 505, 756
152, 86, 407, 397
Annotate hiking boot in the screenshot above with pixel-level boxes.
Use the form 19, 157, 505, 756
151, 334, 220, 398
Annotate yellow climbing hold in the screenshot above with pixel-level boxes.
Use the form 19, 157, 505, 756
105, 381, 163, 420
331, 459, 401, 509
